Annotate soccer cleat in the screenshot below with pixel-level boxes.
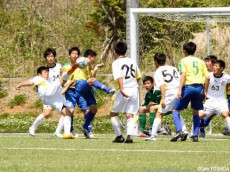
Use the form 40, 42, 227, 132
63, 133, 75, 139
108, 88, 115, 95
144, 135, 157, 141
143, 130, 151, 137
112, 135, 125, 143
79, 126, 90, 139
71, 130, 79, 138
89, 132, 95, 139
53, 132, 63, 138
181, 131, 189, 141
191, 135, 199, 142
124, 135, 133, 143
137, 132, 147, 137
170, 132, 182, 142
200, 130, 206, 138
29, 127, 35, 136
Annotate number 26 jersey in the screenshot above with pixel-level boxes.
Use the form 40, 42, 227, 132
207, 72, 230, 100
112, 57, 141, 90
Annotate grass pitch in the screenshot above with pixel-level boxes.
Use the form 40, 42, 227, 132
0, 133, 230, 172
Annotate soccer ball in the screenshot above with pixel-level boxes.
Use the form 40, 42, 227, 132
76, 57, 88, 69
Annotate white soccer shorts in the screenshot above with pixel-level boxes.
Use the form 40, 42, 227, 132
111, 87, 139, 114
158, 90, 177, 114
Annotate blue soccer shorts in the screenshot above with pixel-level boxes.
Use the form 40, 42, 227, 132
174, 84, 204, 111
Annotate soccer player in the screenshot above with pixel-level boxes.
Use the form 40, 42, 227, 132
110, 41, 141, 143
199, 55, 217, 138
145, 53, 188, 141
62, 47, 114, 138
16, 64, 79, 139
171, 41, 209, 142
199, 60, 230, 133
28, 48, 64, 137
138, 76, 160, 137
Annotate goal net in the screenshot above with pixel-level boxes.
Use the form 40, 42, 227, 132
129, 7, 230, 134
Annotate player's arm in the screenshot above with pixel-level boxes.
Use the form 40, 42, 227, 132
204, 76, 210, 100
92, 63, 105, 77
118, 77, 128, 98
177, 72, 186, 99
159, 84, 166, 108
16, 80, 34, 90
227, 83, 230, 92
61, 80, 75, 95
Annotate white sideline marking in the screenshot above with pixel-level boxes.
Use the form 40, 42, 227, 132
1, 147, 230, 154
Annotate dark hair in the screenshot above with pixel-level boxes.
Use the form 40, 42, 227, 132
113, 41, 127, 55
69, 47, 80, 55
37, 66, 49, 74
154, 53, 166, 65
215, 60, 225, 69
84, 49, 97, 57
44, 47, 56, 58
143, 76, 154, 84
183, 42, 196, 55
204, 55, 217, 64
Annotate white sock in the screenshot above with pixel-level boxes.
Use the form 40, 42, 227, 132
64, 116, 71, 135
151, 118, 161, 136
180, 115, 187, 132
31, 114, 45, 130
55, 115, 64, 134
225, 117, 230, 130
111, 116, 122, 136
126, 117, 135, 136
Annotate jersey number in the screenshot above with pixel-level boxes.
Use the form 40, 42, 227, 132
211, 85, 219, 91
161, 69, 179, 83
193, 61, 199, 75
121, 64, 135, 79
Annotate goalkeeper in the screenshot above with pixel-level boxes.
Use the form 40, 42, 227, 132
138, 76, 161, 137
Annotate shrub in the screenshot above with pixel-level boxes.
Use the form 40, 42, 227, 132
8, 94, 27, 108
0, 89, 8, 98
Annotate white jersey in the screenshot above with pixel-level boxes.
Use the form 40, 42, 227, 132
154, 65, 180, 92
206, 72, 230, 100
47, 63, 62, 83
112, 57, 141, 90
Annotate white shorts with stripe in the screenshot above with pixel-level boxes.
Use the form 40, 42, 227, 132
158, 89, 177, 114
111, 87, 139, 114
201, 98, 229, 117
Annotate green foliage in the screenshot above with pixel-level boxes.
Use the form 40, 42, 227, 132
32, 99, 43, 109
0, 89, 8, 98
8, 94, 27, 108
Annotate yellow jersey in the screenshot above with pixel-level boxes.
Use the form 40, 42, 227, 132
178, 55, 209, 85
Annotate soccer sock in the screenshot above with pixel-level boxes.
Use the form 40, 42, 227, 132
31, 114, 45, 130
193, 114, 200, 136
88, 122, 93, 133
172, 110, 182, 132
200, 119, 205, 133
111, 116, 122, 136
55, 115, 64, 134
203, 116, 212, 127
93, 80, 110, 93
151, 118, 161, 136
64, 116, 71, 135
83, 111, 95, 130
139, 114, 146, 132
180, 115, 187, 132
70, 116, 74, 132
225, 117, 230, 130
149, 112, 156, 130
126, 117, 135, 136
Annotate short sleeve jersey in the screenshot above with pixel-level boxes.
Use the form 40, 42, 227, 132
206, 72, 230, 99
141, 87, 161, 106
112, 57, 141, 90
178, 55, 209, 85
47, 63, 62, 83
30, 76, 50, 101
154, 65, 180, 91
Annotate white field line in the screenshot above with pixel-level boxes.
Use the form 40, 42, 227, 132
1, 147, 230, 154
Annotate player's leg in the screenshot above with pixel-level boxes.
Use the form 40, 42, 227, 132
53, 115, 64, 138
110, 112, 124, 143
125, 113, 135, 143
61, 106, 75, 139
87, 78, 115, 95
138, 106, 148, 137
149, 105, 158, 131
29, 106, 51, 136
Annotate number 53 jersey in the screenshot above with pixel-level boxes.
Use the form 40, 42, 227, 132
112, 57, 141, 90
207, 72, 230, 100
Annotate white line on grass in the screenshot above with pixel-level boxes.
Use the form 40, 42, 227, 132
1, 147, 230, 154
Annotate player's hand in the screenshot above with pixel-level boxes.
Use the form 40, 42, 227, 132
177, 90, 182, 99
16, 83, 22, 90
203, 91, 207, 101
161, 100, 166, 108
120, 89, 129, 98
96, 63, 104, 68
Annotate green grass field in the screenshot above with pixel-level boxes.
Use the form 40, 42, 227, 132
0, 133, 230, 172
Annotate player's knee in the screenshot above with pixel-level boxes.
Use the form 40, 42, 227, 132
87, 78, 96, 85
90, 105, 97, 114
